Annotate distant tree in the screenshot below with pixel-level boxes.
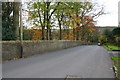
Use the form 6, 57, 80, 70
112, 27, 120, 45
103, 29, 113, 42
103, 29, 112, 37
23, 26, 33, 40
99, 35, 108, 43
112, 27, 120, 36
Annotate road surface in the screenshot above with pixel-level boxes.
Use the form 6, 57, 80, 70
3, 45, 115, 78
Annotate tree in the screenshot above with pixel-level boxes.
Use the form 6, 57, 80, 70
103, 29, 113, 42
2, 2, 20, 41
99, 35, 108, 43
27, 2, 104, 41
112, 27, 120, 36
2, 2, 14, 40
55, 3, 64, 40
27, 2, 45, 40
112, 27, 120, 45
54, 2, 74, 40
61, 2, 104, 40
13, 2, 20, 40
27, 1, 60, 40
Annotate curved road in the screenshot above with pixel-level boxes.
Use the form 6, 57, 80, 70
3, 45, 115, 78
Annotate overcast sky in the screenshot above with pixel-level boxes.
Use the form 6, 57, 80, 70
93, 0, 120, 26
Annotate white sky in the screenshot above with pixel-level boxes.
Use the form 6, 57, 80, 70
93, 0, 120, 26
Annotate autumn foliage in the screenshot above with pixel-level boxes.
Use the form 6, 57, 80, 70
26, 15, 98, 41
32, 29, 42, 40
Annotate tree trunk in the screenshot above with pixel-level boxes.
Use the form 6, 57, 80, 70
67, 27, 69, 40
46, 21, 49, 40
49, 29, 52, 40
42, 10, 46, 40
46, 2, 49, 40
76, 31, 79, 40
13, 2, 20, 40
19, 2, 23, 58
58, 19, 62, 40
59, 25, 62, 40
73, 28, 75, 40
42, 27, 44, 40
76, 27, 79, 40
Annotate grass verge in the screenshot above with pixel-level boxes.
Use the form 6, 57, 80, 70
112, 56, 120, 79
103, 43, 120, 51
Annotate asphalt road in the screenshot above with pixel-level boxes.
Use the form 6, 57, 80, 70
3, 45, 115, 78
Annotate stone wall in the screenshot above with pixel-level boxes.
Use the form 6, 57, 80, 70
2, 40, 87, 61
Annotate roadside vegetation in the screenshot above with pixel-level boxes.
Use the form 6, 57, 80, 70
112, 56, 120, 79
103, 43, 120, 51
101, 27, 120, 79
103, 43, 120, 79
99, 27, 120, 47
101, 27, 120, 51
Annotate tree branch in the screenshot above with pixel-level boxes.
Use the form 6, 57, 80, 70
48, 2, 60, 20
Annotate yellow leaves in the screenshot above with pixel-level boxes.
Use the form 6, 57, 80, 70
28, 17, 32, 21
32, 29, 42, 40
63, 32, 75, 40
28, 13, 33, 21
31, 26, 37, 29
73, 16, 82, 25
99, 35, 108, 42
68, 16, 82, 28
66, 22, 70, 26
85, 27, 96, 34
83, 16, 96, 28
